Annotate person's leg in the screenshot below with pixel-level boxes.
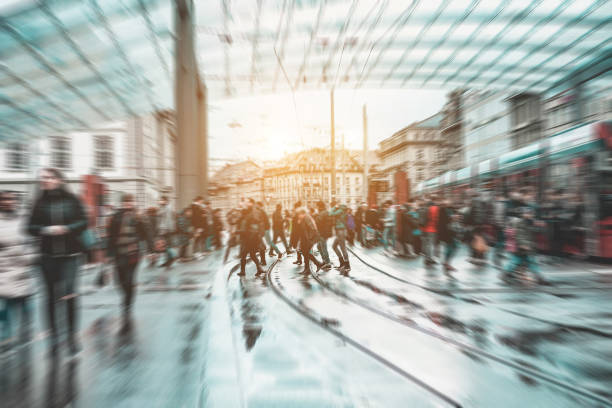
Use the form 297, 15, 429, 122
337, 230, 349, 266
526, 255, 544, 279
266, 230, 282, 255
319, 237, 330, 264
332, 236, 345, 265
248, 234, 265, 274
239, 236, 248, 275
61, 257, 80, 352
422, 233, 431, 262
40, 257, 59, 349
504, 253, 523, 276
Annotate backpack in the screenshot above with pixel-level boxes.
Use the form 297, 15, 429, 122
318, 212, 333, 238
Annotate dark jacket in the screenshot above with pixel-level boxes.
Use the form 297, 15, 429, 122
301, 214, 320, 245
400, 207, 415, 242
437, 206, 453, 243
290, 212, 302, 248
315, 211, 332, 239
107, 209, 153, 258
355, 207, 365, 226
191, 203, 205, 229
272, 209, 284, 232
27, 188, 88, 257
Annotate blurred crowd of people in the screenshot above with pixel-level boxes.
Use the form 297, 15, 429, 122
0, 166, 589, 359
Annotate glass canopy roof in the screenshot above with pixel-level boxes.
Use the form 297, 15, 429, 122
0, 0, 610, 140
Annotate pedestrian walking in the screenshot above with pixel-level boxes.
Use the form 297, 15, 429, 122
290, 202, 304, 266
238, 199, 265, 277
296, 207, 324, 275
421, 196, 440, 265
503, 207, 547, 284
108, 194, 154, 320
176, 207, 194, 261
256, 201, 281, 263
272, 204, 292, 254
314, 201, 332, 270
157, 196, 177, 269
0, 191, 36, 351
191, 196, 206, 257
382, 200, 396, 252
27, 168, 88, 355
330, 202, 350, 273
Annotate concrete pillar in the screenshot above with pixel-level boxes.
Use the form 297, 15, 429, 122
197, 81, 208, 200
175, 0, 204, 208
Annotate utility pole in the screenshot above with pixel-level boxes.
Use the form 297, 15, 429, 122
362, 104, 368, 203
330, 89, 336, 203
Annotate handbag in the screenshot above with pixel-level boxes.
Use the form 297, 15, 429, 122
80, 229, 98, 251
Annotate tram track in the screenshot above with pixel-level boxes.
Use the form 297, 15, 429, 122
347, 246, 612, 338
309, 260, 612, 406
266, 259, 463, 408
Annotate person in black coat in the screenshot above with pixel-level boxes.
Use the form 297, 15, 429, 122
108, 194, 154, 319
238, 199, 265, 276
272, 203, 292, 254
27, 168, 88, 355
296, 207, 324, 275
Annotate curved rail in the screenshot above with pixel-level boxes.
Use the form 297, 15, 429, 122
266, 260, 463, 408
316, 250, 612, 406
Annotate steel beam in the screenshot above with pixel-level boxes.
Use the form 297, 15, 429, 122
402, 0, 479, 85
443, 0, 543, 86
89, 0, 156, 111
0, 63, 89, 128
272, 0, 296, 92
481, 0, 608, 90
221, 0, 232, 96
250, 0, 264, 92
138, 0, 171, 80
421, 1, 507, 87
318, 0, 359, 86
294, 0, 326, 89
39, 2, 136, 117
342, 0, 388, 82
356, 0, 420, 88
383, 0, 448, 86
0, 19, 111, 122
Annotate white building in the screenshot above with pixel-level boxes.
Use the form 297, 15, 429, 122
0, 111, 176, 210
378, 113, 443, 195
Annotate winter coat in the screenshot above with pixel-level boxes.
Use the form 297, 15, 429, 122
355, 207, 365, 226
27, 188, 88, 257
157, 205, 175, 235
514, 217, 536, 254
329, 206, 347, 230
272, 209, 284, 232
191, 203, 206, 229
301, 214, 320, 246
315, 211, 333, 239
383, 207, 396, 228
107, 209, 153, 258
289, 213, 302, 248
176, 213, 193, 247
437, 206, 453, 243
0, 213, 37, 298
400, 207, 415, 242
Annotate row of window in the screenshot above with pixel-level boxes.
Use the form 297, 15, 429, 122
2, 136, 114, 171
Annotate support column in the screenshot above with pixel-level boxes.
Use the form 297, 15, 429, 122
330, 89, 335, 202
175, 0, 204, 208
362, 104, 368, 203
197, 80, 208, 200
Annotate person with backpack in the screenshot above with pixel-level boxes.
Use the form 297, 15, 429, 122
503, 206, 547, 284
315, 201, 332, 270
330, 202, 350, 273
296, 207, 324, 275
108, 194, 154, 321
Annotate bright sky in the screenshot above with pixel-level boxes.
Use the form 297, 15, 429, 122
208, 88, 446, 168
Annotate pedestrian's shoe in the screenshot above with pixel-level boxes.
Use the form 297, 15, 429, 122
444, 264, 457, 272
293, 259, 302, 265
261, 259, 267, 266
277, 253, 283, 260
268, 250, 274, 257
286, 249, 294, 255
238, 270, 246, 276
301, 267, 310, 275
255, 269, 265, 276
322, 263, 332, 271
343, 262, 351, 272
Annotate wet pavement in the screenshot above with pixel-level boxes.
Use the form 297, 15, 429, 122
1, 245, 611, 407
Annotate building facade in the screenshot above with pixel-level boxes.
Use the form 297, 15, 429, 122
440, 89, 465, 171
0, 111, 177, 210
263, 148, 364, 211
378, 112, 443, 199
208, 160, 263, 211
